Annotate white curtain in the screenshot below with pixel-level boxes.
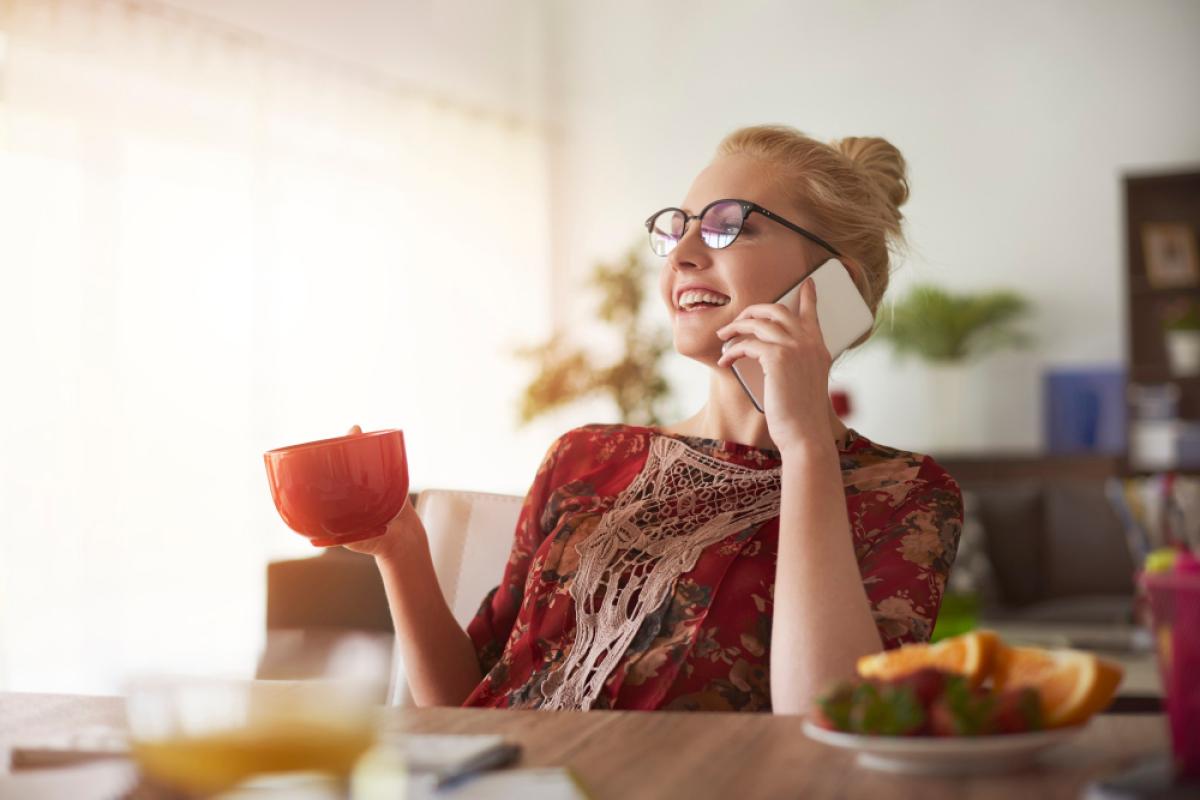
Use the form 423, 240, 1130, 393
0, 0, 556, 692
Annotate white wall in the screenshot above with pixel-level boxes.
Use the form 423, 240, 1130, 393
166, 0, 549, 124
544, 0, 1200, 453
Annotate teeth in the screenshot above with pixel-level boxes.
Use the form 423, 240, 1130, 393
678, 290, 730, 309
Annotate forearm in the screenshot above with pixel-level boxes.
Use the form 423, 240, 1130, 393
770, 442, 883, 715
375, 539, 483, 707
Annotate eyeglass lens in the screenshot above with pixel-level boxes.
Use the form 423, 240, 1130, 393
648, 200, 745, 256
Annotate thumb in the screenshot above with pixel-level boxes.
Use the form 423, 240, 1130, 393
348, 424, 363, 435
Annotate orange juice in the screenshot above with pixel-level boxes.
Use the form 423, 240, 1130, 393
131, 720, 375, 795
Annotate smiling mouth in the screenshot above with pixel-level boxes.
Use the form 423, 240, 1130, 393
677, 289, 731, 312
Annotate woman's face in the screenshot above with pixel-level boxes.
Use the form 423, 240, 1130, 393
657, 153, 827, 364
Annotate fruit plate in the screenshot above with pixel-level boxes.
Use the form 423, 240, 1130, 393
801, 719, 1086, 775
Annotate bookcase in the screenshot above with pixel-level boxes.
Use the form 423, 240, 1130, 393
1123, 169, 1200, 473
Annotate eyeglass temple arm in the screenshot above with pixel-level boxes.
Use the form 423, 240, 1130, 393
751, 205, 842, 258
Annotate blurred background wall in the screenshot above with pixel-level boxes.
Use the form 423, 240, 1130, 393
0, 0, 1197, 693
544, 0, 1200, 452
0, 0, 558, 692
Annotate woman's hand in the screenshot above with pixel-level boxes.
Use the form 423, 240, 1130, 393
336, 427, 482, 705
340, 424, 428, 562
715, 279, 835, 454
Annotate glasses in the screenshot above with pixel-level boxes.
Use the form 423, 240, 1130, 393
644, 198, 842, 259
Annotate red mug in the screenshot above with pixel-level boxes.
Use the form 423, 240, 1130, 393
264, 429, 409, 547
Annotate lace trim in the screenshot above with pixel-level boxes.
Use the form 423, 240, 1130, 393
535, 435, 782, 710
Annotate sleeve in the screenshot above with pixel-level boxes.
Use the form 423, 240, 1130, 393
465, 431, 571, 676
858, 457, 964, 650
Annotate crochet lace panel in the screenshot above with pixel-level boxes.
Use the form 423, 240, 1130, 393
535, 434, 782, 710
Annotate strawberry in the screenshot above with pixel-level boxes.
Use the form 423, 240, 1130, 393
989, 687, 1044, 734
813, 681, 856, 731
846, 681, 926, 736
895, 666, 948, 708
928, 675, 997, 736
812, 667, 1043, 738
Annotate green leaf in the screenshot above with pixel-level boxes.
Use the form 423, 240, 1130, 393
941, 676, 996, 735
1162, 298, 1200, 331
875, 284, 1034, 364
817, 682, 857, 732
849, 682, 926, 735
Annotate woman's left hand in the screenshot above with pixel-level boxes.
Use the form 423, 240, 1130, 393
715, 279, 835, 454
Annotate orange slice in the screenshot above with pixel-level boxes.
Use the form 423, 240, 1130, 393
856, 630, 1001, 689
992, 646, 1124, 727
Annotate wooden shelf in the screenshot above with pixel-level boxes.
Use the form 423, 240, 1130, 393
1130, 284, 1200, 296
1129, 365, 1200, 382
1128, 274, 1200, 294
1123, 169, 1200, 462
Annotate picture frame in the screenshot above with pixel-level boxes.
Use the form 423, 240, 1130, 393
1142, 222, 1200, 288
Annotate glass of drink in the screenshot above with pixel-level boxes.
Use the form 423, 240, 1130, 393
1141, 561, 1200, 780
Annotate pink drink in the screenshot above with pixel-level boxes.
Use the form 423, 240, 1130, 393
1142, 558, 1200, 780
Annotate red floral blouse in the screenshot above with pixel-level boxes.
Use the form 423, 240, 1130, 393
463, 423, 963, 712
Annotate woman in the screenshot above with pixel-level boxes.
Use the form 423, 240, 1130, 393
349, 124, 963, 715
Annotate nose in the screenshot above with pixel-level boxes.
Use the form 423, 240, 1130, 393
666, 217, 712, 273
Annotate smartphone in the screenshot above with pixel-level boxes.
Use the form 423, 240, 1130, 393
721, 257, 874, 414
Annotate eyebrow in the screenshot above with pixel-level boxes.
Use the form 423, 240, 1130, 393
676, 201, 738, 216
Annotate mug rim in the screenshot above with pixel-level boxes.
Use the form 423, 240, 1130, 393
264, 428, 403, 457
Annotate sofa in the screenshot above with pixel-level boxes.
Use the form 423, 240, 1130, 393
935, 452, 1136, 625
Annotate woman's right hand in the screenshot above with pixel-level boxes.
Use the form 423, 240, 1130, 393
340, 425, 428, 562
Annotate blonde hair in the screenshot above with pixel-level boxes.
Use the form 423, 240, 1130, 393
715, 124, 909, 342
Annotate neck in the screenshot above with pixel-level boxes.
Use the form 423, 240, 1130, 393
663, 368, 849, 451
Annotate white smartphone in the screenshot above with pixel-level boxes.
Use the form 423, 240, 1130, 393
721, 258, 874, 414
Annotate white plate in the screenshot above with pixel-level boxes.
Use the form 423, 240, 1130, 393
801, 719, 1086, 775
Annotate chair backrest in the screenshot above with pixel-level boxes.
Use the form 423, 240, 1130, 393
388, 488, 523, 706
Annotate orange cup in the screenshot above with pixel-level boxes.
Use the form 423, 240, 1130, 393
264, 429, 409, 547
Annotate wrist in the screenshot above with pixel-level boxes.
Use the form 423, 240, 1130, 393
374, 526, 427, 568
779, 438, 839, 465
370, 500, 429, 565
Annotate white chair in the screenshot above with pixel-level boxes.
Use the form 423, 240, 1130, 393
388, 489, 523, 706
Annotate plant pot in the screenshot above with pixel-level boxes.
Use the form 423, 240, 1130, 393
921, 360, 971, 455
1166, 330, 1200, 376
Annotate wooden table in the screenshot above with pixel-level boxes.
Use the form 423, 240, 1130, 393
0, 691, 1172, 799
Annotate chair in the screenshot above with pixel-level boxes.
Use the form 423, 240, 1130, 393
389, 489, 523, 705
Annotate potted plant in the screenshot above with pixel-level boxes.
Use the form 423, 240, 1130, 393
874, 284, 1033, 364
515, 245, 673, 426
873, 284, 1034, 452
1162, 298, 1200, 376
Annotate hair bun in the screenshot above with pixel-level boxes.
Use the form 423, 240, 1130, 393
834, 136, 910, 221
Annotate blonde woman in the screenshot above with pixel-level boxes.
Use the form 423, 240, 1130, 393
350, 125, 964, 714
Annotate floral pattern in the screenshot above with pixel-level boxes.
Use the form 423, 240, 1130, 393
463, 423, 964, 712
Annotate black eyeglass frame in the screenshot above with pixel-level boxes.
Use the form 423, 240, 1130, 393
643, 198, 842, 259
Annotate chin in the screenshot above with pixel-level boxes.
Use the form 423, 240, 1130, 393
672, 330, 721, 365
